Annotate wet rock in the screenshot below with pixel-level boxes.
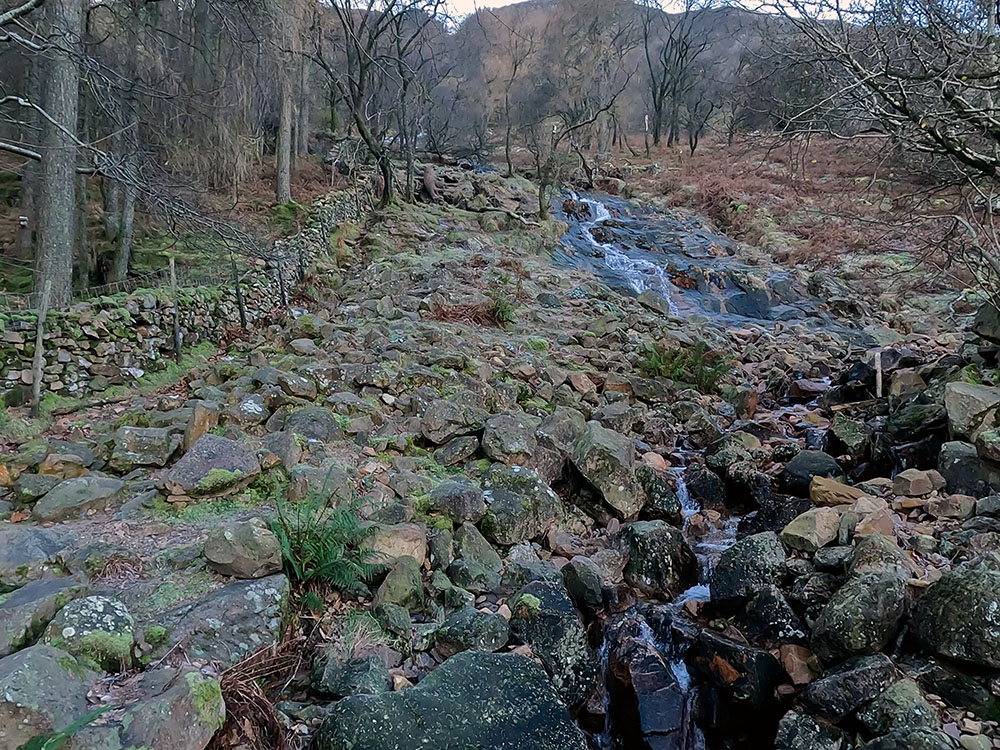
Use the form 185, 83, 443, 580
32, 475, 125, 522
481, 465, 562, 545
636, 465, 682, 525
734, 585, 807, 647
312, 650, 391, 698
482, 411, 541, 465
799, 653, 899, 722
944, 382, 1000, 440
973, 303, 1000, 343
859, 729, 954, 750
0, 575, 90, 657
911, 552, 1000, 668
570, 421, 645, 518
433, 607, 510, 657
509, 580, 599, 706
775, 710, 845, 750
447, 559, 501, 594
710, 531, 786, 610
164, 434, 260, 498
110, 426, 179, 471
43, 595, 135, 672
857, 678, 940, 736
781, 507, 841, 553
453, 521, 502, 571
849, 534, 912, 578
782, 451, 843, 496
315, 651, 589, 750
373, 556, 424, 613
741, 493, 812, 536
810, 572, 906, 665
686, 630, 784, 710
892, 468, 941, 497
156, 574, 288, 667
685, 462, 727, 509
203, 518, 282, 579
0, 644, 98, 748
420, 393, 489, 444
623, 520, 697, 599
536, 407, 587, 455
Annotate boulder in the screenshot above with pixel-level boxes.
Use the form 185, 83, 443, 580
799, 653, 899, 722
314, 651, 589, 750
282, 406, 344, 441
509, 580, 599, 706
367, 523, 428, 566
433, 607, 510, 658
810, 476, 867, 507
453, 521, 502, 572
204, 518, 283, 579
183, 401, 220, 451
570, 421, 645, 518
561, 556, 604, 616
710, 531, 786, 610
110, 426, 179, 472
892, 468, 940, 497
623, 521, 697, 599
775, 710, 845, 750
156, 574, 288, 667
164, 434, 260, 498
0, 575, 90, 657
781, 507, 841, 553
944, 382, 1000, 440
636, 465, 682, 525
481, 465, 562, 545
782, 451, 843, 496
911, 552, 1000, 668
857, 678, 940, 736
0, 645, 98, 748
427, 479, 485, 524
373, 556, 424, 613
482, 411, 541, 465
938, 441, 1000, 497
118, 668, 226, 750
0, 525, 73, 588
810, 572, 906, 665
312, 650, 391, 698
686, 630, 784, 710
433, 436, 480, 467
420, 393, 489, 444
32, 475, 124, 522
43, 595, 135, 672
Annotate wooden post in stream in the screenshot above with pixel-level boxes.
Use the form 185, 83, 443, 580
170, 257, 182, 364
875, 350, 883, 398
30, 280, 51, 418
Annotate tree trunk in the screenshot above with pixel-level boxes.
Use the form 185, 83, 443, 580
36, 0, 82, 308
111, 161, 137, 283
297, 63, 310, 157
275, 85, 293, 204
17, 56, 41, 258
75, 170, 90, 289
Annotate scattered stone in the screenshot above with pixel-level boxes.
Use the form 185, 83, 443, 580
570, 421, 645, 518
32, 475, 124, 522
810, 476, 867, 507
434, 607, 510, 657
204, 518, 283, 579
623, 521, 697, 599
43, 595, 135, 672
810, 572, 906, 665
710, 531, 786, 610
781, 507, 841, 553
164, 434, 260, 498
0, 575, 90, 657
782, 451, 843, 497
312, 650, 391, 698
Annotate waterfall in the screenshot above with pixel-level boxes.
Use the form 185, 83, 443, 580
572, 193, 680, 315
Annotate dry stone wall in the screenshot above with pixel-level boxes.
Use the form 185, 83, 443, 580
0, 192, 364, 398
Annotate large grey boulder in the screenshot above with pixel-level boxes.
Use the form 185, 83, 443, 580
434, 607, 510, 658
0, 644, 98, 749
944, 382, 1000, 440
164, 434, 260, 498
32, 475, 124, 522
570, 421, 645, 518
0, 575, 90, 657
811, 572, 906, 665
482, 411, 541, 466
117, 668, 225, 750
43, 595, 136, 672
623, 521, 697, 599
155, 574, 288, 667
509, 580, 599, 706
203, 518, 282, 579
109, 426, 179, 472
912, 552, 1000, 668
420, 393, 489, 444
0, 525, 73, 588
481, 465, 562, 545
314, 651, 589, 750
799, 654, 899, 722
710, 531, 786, 610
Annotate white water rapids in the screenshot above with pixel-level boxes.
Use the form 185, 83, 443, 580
570, 193, 680, 316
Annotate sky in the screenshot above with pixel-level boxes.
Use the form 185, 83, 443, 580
447, 0, 522, 16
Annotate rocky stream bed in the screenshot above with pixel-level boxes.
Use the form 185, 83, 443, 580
0, 167, 998, 750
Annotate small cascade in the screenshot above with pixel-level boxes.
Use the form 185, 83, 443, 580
569, 193, 680, 315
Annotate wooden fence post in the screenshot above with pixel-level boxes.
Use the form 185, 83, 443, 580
30, 280, 52, 418
170, 257, 182, 364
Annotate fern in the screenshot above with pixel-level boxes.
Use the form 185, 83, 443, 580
19, 708, 110, 750
270, 480, 380, 594
486, 290, 516, 326
638, 340, 732, 394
